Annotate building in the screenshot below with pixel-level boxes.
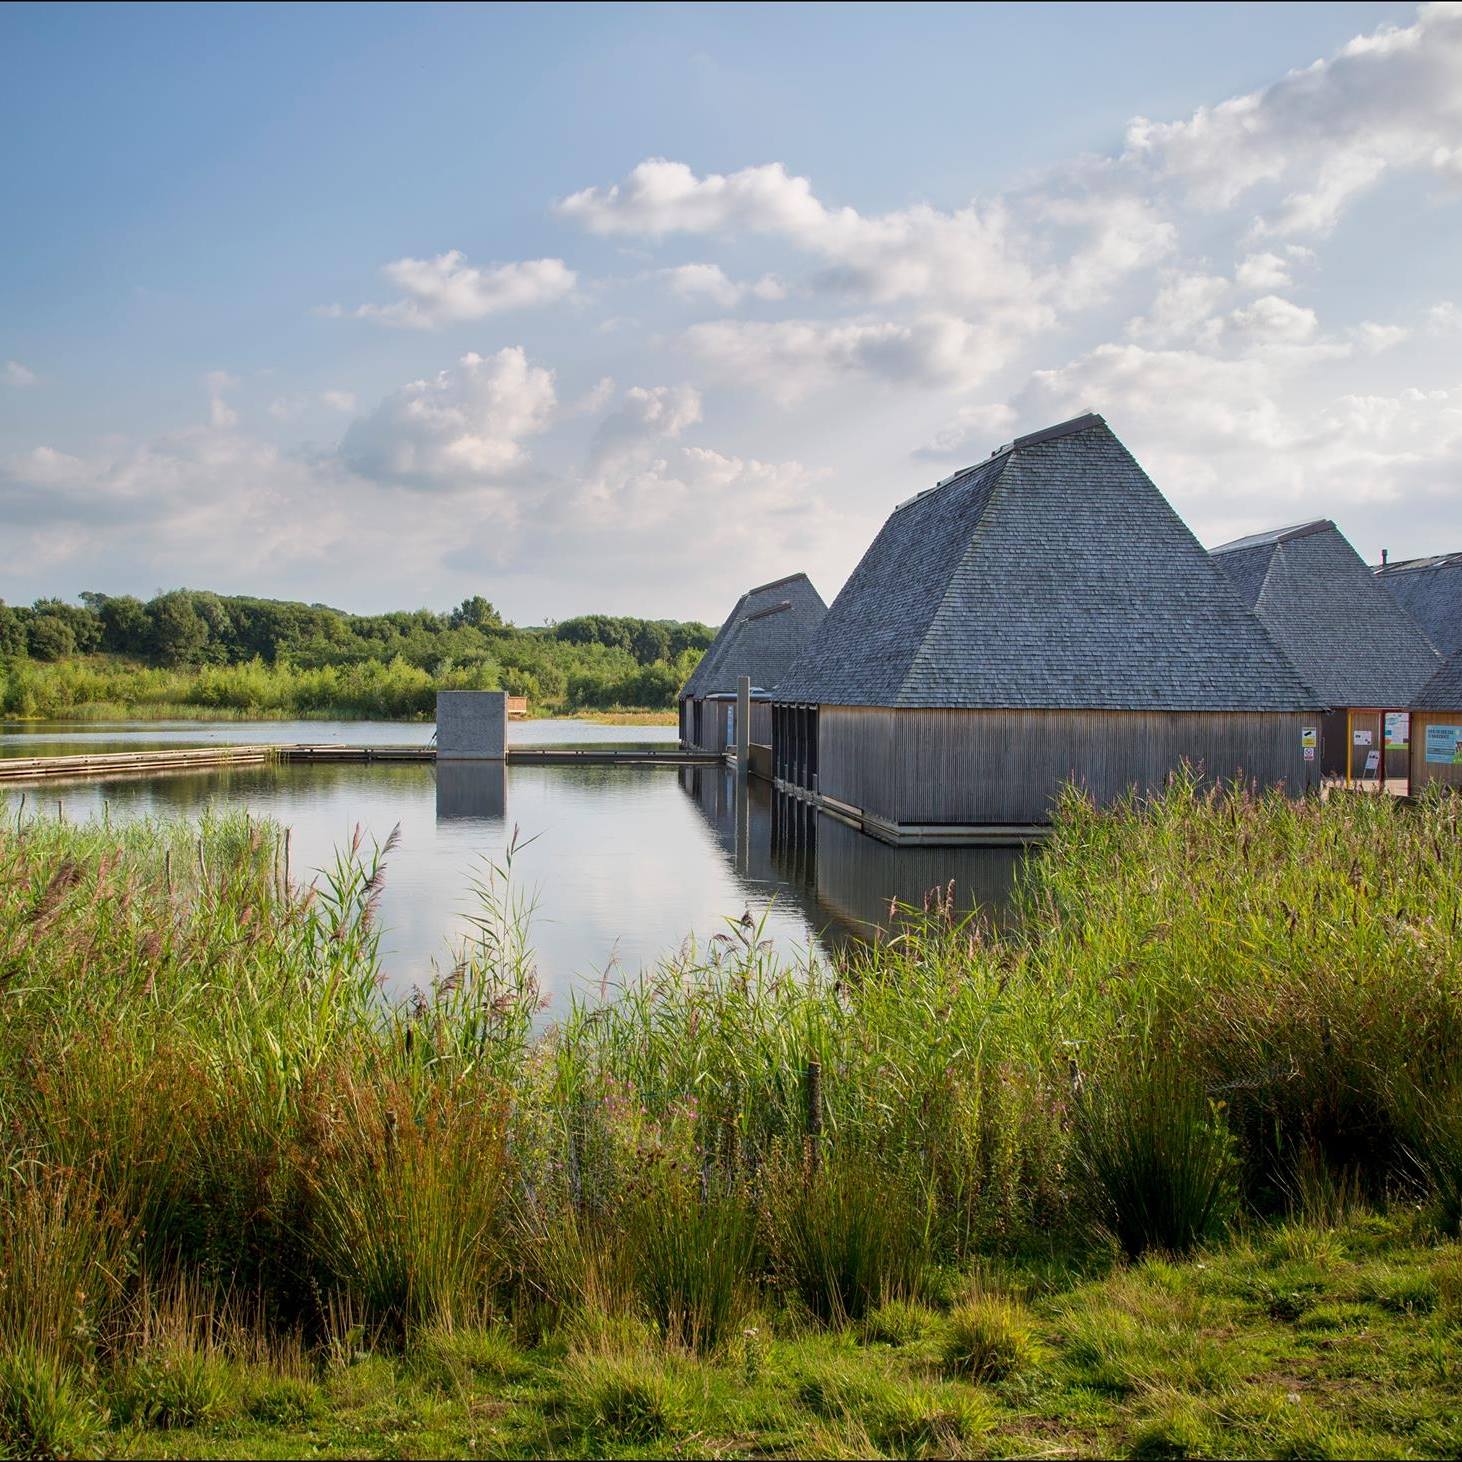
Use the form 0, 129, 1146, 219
772, 414, 1324, 843
1373, 552, 1462, 657
1210, 520, 1440, 781
679, 573, 827, 763
1409, 651, 1462, 794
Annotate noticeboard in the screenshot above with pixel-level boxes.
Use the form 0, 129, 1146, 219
1425, 724, 1462, 765
1384, 711, 1410, 749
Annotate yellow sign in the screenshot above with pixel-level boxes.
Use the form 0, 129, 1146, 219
1301, 727, 1317, 750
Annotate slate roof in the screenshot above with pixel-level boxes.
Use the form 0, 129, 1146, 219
1210, 520, 1440, 708
680, 572, 827, 699
1373, 553, 1462, 657
775, 414, 1321, 711
1415, 649, 1462, 711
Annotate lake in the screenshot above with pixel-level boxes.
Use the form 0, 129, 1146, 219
0, 718, 1026, 1014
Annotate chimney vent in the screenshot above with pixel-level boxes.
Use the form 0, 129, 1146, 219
1381, 548, 1389, 566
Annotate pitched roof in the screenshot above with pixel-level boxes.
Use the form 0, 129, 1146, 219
1210, 521, 1440, 708
1373, 552, 1462, 657
680, 572, 827, 699
1415, 649, 1462, 711
775, 414, 1320, 711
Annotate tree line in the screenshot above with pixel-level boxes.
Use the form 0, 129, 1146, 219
0, 590, 713, 712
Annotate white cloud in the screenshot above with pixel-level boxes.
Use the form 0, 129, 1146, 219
340, 346, 557, 490
320, 389, 356, 413
916, 402, 1018, 460
329, 251, 576, 330
1349, 321, 1410, 353
1126, 272, 1229, 347
658, 262, 786, 308
685, 313, 1004, 403
4, 360, 37, 387
1125, 3, 1462, 236
587, 383, 703, 475
1227, 294, 1320, 345
1428, 300, 1462, 334
1235, 251, 1292, 291
206, 370, 239, 427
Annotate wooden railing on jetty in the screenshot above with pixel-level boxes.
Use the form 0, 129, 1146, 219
0, 743, 722, 783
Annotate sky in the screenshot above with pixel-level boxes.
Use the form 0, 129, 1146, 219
2, 0, 1460, 625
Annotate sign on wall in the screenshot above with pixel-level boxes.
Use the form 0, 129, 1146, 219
1353, 728, 1373, 746
1384, 711, 1410, 749
1425, 724, 1462, 764
1301, 727, 1317, 750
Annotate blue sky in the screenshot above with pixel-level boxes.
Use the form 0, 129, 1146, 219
2, 0, 1458, 622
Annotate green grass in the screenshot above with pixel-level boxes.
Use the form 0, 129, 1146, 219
4, 773, 1462, 1455
50, 1216, 1457, 1459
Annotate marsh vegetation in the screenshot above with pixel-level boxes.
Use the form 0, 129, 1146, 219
2, 777, 1461, 1457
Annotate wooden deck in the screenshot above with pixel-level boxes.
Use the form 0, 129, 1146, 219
0, 744, 721, 784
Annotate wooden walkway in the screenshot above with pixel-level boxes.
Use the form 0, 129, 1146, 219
0, 744, 721, 784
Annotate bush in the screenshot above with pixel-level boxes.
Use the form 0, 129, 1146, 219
559, 1352, 686, 1443
625, 1178, 757, 1352
1073, 1052, 1237, 1257
0, 1348, 105, 1461
114, 1344, 236, 1429
940, 1295, 1038, 1382
765, 1150, 935, 1324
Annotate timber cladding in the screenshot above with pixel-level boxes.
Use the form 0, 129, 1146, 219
818, 706, 1322, 826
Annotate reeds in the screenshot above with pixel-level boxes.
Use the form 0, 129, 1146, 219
1, 771, 1460, 1408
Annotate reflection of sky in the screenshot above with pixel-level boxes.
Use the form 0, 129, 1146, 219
0, 718, 673, 757
3, 722, 1026, 1015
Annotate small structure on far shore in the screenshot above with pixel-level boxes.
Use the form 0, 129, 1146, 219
435, 690, 506, 760
772, 413, 1323, 844
679, 573, 827, 763
1210, 520, 1440, 782
1408, 651, 1462, 793
1374, 551, 1462, 657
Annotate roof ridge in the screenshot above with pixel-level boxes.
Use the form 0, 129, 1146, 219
1212, 519, 1335, 555
744, 571, 810, 596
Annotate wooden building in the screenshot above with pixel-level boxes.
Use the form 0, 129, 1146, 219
1210, 520, 1440, 782
772, 414, 1324, 843
1409, 652, 1462, 793
1374, 551, 1462, 657
679, 573, 827, 763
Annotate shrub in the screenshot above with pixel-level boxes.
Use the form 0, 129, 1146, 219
114, 1344, 236, 1429
559, 1352, 686, 1443
0, 1348, 105, 1461
625, 1178, 757, 1352
940, 1295, 1038, 1382
1073, 1052, 1237, 1257
764, 1150, 934, 1324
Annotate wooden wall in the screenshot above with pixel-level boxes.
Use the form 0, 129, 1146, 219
750, 700, 772, 749
1409, 711, 1462, 791
818, 707, 1322, 826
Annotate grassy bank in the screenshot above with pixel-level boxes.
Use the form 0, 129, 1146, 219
0, 656, 687, 722
2, 778, 1461, 1457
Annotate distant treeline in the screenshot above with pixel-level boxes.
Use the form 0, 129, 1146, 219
0, 590, 712, 718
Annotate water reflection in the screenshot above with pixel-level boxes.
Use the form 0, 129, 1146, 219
675, 766, 1027, 946
434, 762, 508, 822
3, 744, 1030, 1015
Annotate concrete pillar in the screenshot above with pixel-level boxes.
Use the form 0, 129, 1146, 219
736, 676, 751, 772
435, 690, 506, 760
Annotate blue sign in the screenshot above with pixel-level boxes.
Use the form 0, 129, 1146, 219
1425, 724, 1462, 764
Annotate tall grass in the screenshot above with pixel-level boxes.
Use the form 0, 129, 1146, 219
2, 771, 1461, 1416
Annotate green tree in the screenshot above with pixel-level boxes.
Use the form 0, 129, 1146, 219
147, 591, 210, 666
27, 614, 77, 661
450, 595, 503, 631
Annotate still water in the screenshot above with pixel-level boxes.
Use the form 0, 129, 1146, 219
1, 720, 1025, 1014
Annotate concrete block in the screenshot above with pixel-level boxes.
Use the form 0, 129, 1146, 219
436, 691, 507, 760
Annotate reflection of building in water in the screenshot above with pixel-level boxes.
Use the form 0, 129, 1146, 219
434, 761, 507, 822
677, 766, 1024, 948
